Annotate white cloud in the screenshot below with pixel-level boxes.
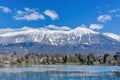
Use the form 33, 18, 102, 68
80, 24, 88, 27
44, 9, 59, 20
108, 8, 120, 18
97, 14, 111, 23
0, 6, 11, 13
108, 8, 120, 13
89, 24, 103, 30
14, 7, 45, 21
45, 25, 71, 31
116, 14, 120, 17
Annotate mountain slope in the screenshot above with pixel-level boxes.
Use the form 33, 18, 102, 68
103, 33, 120, 41
0, 27, 99, 45
0, 27, 120, 55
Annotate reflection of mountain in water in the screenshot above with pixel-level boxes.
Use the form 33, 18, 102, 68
0, 65, 120, 80
0, 70, 120, 80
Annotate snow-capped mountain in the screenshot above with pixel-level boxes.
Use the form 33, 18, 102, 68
0, 26, 120, 55
103, 33, 120, 42
0, 27, 99, 45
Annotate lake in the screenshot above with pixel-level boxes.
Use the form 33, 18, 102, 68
0, 65, 120, 80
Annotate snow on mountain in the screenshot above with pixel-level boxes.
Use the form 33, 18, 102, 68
0, 26, 120, 54
0, 26, 120, 45
0, 26, 99, 45
103, 33, 120, 42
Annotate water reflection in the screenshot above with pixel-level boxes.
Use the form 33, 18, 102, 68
0, 65, 120, 80
0, 71, 120, 80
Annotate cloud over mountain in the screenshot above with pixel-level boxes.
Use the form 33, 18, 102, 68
89, 24, 103, 30
45, 25, 71, 31
14, 7, 45, 21
44, 9, 59, 20
97, 14, 111, 23
0, 6, 11, 13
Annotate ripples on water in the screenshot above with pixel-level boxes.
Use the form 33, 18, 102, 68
0, 65, 120, 80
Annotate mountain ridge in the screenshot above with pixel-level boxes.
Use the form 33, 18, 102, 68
0, 26, 120, 55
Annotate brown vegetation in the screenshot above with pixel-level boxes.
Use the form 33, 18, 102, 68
0, 52, 120, 66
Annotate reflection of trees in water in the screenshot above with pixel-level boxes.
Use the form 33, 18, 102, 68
0, 71, 120, 80
113, 72, 120, 76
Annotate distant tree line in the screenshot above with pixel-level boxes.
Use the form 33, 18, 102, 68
0, 52, 120, 66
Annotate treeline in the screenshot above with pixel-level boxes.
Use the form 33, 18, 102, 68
0, 52, 120, 66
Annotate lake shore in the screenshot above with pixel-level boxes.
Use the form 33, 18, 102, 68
0, 52, 120, 66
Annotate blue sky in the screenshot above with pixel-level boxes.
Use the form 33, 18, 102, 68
0, 0, 120, 34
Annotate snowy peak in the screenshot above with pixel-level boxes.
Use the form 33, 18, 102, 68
0, 26, 99, 45
21, 26, 35, 30
70, 27, 98, 34
0, 26, 120, 46
103, 33, 120, 41
0, 26, 98, 37
0, 26, 120, 54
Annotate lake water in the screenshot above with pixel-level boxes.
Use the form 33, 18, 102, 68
0, 65, 120, 80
